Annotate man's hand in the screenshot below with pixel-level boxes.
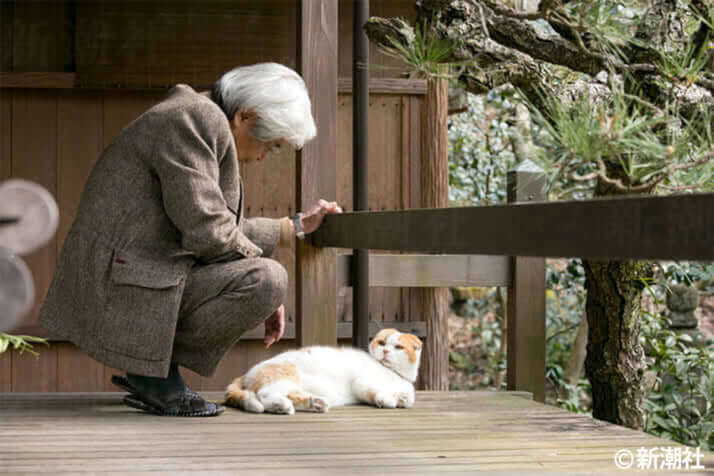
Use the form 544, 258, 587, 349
264, 304, 285, 348
301, 199, 343, 235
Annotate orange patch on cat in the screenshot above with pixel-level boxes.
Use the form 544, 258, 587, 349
398, 334, 423, 364
287, 391, 311, 409
224, 376, 248, 407
248, 362, 300, 392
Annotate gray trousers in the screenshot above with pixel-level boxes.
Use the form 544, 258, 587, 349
171, 257, 287, 377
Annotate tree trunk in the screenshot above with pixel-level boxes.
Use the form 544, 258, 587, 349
417, 76, 450, 391
583, 259, 646, 429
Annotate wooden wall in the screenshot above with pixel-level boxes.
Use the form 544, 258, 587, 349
0, 0, 422, 392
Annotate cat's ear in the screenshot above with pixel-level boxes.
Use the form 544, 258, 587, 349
399, 334, 422, 351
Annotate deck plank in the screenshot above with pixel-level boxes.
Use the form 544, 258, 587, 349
0, 391, 711, 475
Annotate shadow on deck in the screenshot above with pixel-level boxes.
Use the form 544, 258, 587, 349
1, 391, 712, 475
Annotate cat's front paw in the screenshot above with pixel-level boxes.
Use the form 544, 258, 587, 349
374, 392, 397, 409
310, 396, 329, 413
266, 397, 295, 415
396, 392, 414, 408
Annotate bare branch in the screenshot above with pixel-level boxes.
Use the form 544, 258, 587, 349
595, 157, 667, 194
670, 151, 714, 171
571, 171, 599, 182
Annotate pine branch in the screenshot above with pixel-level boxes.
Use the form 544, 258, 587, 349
670, 151, 714, 171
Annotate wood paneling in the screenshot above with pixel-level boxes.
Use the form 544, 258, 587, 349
10, 90, 57, 331
0, 72, 76, 89
338, 78, 427, 95
336, 94, 415, 324
0, 0, 13, 72
56, 343, 104, 392
76, 0, 297, 89
11, 345, 56, 392
103, 365, 123, 392
0, 352, 10, 392
11, 1, 67, 72
295, 0, 338, 347
0, 89, 10, 180
337, 254, 511, 288
338, 0, 418, 79
56, 90, 103, 250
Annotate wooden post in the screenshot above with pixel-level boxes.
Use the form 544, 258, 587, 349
296, 0, 338, 347
352, 0, 370, 351
506, 159, 546, 402
416, 76, 449, 390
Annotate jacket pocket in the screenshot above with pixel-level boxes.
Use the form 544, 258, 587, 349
110, 249, 183, 288
100, 249, 185, 360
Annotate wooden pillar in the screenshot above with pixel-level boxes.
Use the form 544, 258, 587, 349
416, 77, 449, 390
506, 159, 546, 402
296, 0, 338, 347
352, 0, 370, 351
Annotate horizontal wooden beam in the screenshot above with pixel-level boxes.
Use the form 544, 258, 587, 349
313, 193, 714, 261
337, 254, 511, 287
25, 321, 426, 343
338, 77, 427, 95
0, 73, 428, 96
0, 72, 76, 89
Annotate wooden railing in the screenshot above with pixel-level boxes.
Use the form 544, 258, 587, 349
313, 163, 714, 402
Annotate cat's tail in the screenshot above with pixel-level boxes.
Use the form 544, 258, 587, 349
224, 376, 264, 413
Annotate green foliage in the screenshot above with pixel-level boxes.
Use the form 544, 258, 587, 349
0, 333, 49, 357
452, 288, 506, 388
664, 262, 714, 292
641, 306, 714, 450
527, 87, 714, 196
545, 259, 592, 413
448, 91, 517, 206
378, 19, 469, 79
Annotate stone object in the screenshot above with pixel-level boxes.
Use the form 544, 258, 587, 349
666, 285, 699, 330
666, 284, 699, 312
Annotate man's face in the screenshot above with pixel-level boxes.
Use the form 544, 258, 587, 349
230, 110, 283, 162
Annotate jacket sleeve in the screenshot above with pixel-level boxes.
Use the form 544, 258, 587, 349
242, 217, 281, 257
150, 103, 262, 263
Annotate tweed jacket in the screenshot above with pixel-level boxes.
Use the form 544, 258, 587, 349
38, 84, 281, 377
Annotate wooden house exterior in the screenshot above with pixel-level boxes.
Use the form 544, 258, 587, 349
0, 0, 428, 392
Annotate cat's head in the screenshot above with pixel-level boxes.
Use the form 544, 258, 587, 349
369, 329, 423, 382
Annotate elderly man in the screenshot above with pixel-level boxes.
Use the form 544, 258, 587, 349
39, 63, 341, 416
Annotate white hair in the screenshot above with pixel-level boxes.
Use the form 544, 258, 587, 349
211, 63, 317, 150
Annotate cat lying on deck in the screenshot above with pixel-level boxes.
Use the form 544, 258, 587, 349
224, 329, 423, 415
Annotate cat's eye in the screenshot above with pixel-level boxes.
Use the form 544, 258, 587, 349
377, 340, 385, 346
395, 344, 404, 350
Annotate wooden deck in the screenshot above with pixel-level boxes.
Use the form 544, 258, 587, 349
1, 391, 712, 475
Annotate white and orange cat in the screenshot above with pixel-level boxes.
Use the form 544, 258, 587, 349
224, 329, 422, 415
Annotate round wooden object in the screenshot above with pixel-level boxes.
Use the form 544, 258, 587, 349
0, 247, 35, 332
0, 179, 59, 256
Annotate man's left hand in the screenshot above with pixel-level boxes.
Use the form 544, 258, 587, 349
264, 304, 285, 348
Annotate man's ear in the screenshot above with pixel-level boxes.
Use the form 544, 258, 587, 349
232, 109, 256, 126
